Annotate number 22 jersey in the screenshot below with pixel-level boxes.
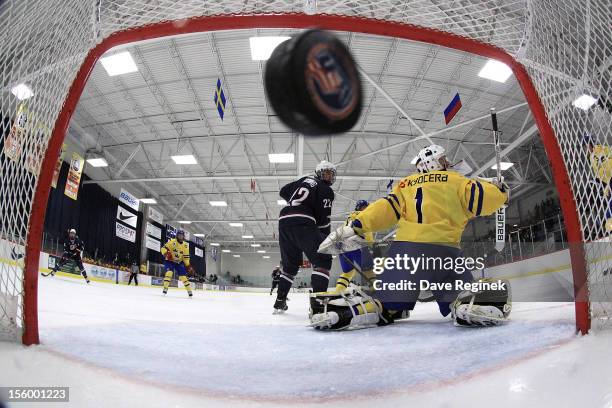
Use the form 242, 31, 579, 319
279, 176, 334, 234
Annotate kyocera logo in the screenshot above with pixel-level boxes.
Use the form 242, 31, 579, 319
120, 191, 137, 205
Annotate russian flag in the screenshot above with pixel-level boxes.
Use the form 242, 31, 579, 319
443, 92, 462, 125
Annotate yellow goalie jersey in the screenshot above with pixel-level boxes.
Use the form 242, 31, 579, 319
161, 238, 191, 266
354, 171, 507, 246
589, 145, 612, 184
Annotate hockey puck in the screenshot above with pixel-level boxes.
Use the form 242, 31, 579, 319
265, 30, 362, 136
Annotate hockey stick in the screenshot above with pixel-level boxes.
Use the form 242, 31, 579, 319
491, 108, 506, 252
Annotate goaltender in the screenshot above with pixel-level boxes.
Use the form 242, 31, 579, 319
313, 145, 511, 330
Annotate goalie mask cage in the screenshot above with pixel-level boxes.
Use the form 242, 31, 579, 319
0, 1, 610, 345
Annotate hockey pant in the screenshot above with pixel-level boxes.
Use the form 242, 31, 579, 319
374, 241, 473, 317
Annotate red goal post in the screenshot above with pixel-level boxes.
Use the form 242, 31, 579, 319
1, 2, 607, 345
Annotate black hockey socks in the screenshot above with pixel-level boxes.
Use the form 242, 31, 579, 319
311, 267, 330, 293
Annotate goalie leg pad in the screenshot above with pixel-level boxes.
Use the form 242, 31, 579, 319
451, 279, 511, 327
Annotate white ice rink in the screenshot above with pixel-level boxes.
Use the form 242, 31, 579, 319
1, 275, 612, 408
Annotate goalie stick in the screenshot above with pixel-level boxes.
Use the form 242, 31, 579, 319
491, 108, 506, 252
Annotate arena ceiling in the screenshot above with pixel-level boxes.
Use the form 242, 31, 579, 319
68, 28, 553, 248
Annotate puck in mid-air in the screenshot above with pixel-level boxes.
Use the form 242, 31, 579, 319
265, 29, 362, 136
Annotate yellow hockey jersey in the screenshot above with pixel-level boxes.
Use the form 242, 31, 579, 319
161, 238, 191, 266
353, 171, 507, 246
346, 211, 374, 243
589, 145, 612, 184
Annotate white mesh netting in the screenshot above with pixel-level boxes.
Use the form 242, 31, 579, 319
0, 0, 610, 341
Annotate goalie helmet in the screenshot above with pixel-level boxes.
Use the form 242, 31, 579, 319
315, 160, 337, 185
415, 145, 447, 173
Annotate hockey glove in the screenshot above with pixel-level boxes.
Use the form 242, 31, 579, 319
318, 225, 366, 254
164, 251, 174, 261
187, 265, 195, 276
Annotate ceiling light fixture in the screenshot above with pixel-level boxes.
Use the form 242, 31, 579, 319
99, 51, 138, 76
10, 83, 33, 100
490, 162, 515, 171
572, 94, 597, 111
249, 36, 291, 60
86, 157, 108, 167
478, 59, 513, 83
171, 154, 198, 165
268, 153, 295, 163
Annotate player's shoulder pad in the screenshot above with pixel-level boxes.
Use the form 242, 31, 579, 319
302, 176, 318, 187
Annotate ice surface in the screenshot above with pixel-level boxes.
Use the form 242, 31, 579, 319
1, 275, 612, 407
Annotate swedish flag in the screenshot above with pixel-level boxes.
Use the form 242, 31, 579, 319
214, 78, 226, 121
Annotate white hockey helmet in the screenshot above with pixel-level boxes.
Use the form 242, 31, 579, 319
415, 145, 447, 173
69, 228, 77, 234
315, 160, 337, 185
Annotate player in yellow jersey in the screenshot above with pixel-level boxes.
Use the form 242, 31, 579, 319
584, 134, 612, 233
334, 200, 374, 292
160, 229, 194, 297
312, 145, 511, 330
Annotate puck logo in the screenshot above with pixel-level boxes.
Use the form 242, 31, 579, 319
305, 44, 358, 121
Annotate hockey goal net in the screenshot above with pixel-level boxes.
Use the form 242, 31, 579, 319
0, 1, 610, 344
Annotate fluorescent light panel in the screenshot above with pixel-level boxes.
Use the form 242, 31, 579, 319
11, 83, 33, 100
140, 198, 157, 204
249, 36, 291, 61
257, 250, 266, 253
193, 233, 205, 237
242, 235, 254, 239
209, 201, 228, 207
171, 154, 198, 165
478, 59, 513, 83
490, 162, 515, 171
268, 153, 294, 163
233, 254, 241, 258
573, 94, 597, 111
222, 249, 231, 253
86, 157, 108, 167
229, 223, 243, 227
178, 221, 192, 224
262, 255, 271, 259
209, 242, 220, 246
251, 244, 261, 247
100, 51, 138, 76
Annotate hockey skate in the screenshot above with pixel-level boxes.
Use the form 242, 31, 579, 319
162, 288, 168, 296
273, 298, 288, 314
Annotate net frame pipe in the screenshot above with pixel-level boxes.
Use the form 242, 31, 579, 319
22, 12, 589, 345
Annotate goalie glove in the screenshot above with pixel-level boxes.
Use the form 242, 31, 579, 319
318, 225, 366, 255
